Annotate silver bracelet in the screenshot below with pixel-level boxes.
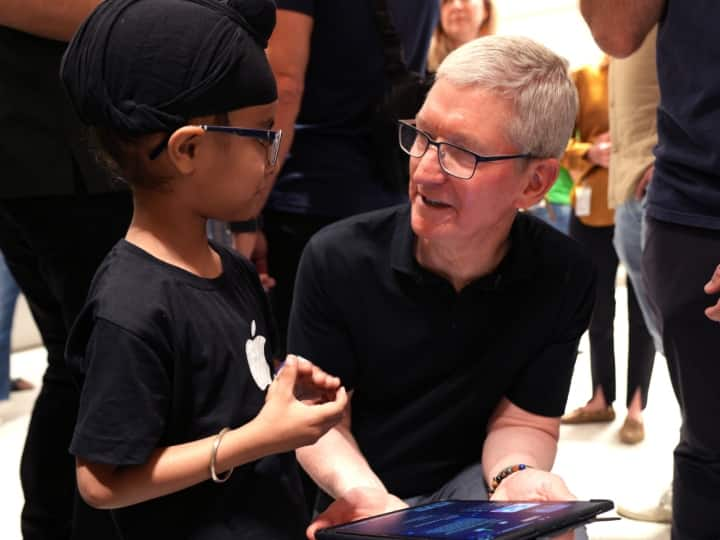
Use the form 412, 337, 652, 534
210, 427, 233, 483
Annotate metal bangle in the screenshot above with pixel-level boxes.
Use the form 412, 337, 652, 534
210, 427, 233, 483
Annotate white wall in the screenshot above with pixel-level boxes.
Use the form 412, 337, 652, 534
11, 296, 42, 352
495, 0, 603, 68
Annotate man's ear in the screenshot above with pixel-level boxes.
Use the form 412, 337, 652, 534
517, 158, 560, 210
166, 126, 205, 174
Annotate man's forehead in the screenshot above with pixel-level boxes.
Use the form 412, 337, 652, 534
417, 83, 512, 147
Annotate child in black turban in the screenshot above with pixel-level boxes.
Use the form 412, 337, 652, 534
60, 1, 347, 538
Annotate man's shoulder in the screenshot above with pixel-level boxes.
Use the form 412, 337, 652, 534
309, 204, 407, 259
517, 212, 594, 278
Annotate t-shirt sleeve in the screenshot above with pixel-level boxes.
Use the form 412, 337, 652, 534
70, 318, 171, 466
276, 0, 314, 16
287, 238, 358, 389
505, 257, 597, 417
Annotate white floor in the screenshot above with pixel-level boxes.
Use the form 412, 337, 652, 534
0, 285, 676, 539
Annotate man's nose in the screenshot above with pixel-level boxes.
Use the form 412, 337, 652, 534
412, 146, 445, 184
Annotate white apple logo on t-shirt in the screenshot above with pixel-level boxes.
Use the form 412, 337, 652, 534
245, 320, 272, 390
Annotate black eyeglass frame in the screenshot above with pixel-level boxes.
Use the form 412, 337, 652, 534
397, 119, 532, 180
148, 125, 283, 165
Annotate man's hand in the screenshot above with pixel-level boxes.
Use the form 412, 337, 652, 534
306, 486, 408, 540
490, 468, 575, 502
492, 469, 577, 540
634, 164, 654, 200
704, 264, 720, 322
586, 132, 611, 168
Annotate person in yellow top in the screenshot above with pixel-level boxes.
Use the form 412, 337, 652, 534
561, 56, 656, 446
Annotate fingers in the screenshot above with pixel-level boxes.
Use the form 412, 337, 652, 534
313, 365, 341, 390
704, 264, 720, 293
271, 354, 298, 397
312, 386, 348, 422
259, 273, 276, 291
548, 477, 576, 501
634, 164, 654, 200
288, 354, 341, 390
704, 265, 720, 321
306, 500, 348, 540
595, 131, 610, 142
306, 514, 332, 540
705, 299, 720, 322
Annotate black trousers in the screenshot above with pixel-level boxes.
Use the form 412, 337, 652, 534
643, 216, 720, 539
569, 215, 655, 408
0, 192, 131, 540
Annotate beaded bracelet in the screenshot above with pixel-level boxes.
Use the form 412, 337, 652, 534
210, 427, 234, 483
488, 464, 532, 495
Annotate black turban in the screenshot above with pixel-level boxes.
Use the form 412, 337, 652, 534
61, 0, 277, 134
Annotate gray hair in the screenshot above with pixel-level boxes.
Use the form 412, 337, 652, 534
435, 35, 578, 159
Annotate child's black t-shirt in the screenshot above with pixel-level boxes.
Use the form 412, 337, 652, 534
66, 240, 305, 539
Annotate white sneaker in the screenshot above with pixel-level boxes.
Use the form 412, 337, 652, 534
617, 486, 672, 523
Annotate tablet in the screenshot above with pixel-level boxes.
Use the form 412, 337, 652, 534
316, 499, 614, 540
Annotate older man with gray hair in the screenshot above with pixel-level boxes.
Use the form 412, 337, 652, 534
287, 35, 594, 539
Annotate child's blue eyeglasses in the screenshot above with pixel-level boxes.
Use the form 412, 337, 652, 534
148, 126, 283, 166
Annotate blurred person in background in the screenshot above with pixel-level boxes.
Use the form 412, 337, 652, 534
427, 0, 496, 72
560, 56, 656, 447
0, 250, 34, 402
248, 0, 438, 511
0, 3, 132, 538
582, 1, 720, 536
251, 1, 438, 362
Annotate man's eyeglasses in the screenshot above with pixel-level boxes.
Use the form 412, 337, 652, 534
148, 125, 283, 166
397, 120, 532, 180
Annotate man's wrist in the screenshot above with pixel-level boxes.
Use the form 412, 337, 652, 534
488, 464, 533, 495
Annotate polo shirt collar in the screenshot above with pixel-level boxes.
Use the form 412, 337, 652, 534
390, 205, 537, 289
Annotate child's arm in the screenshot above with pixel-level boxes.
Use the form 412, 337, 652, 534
76, 356, 347, 509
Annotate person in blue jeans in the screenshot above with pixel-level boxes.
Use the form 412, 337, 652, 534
0, 251, 35, 401
0, 250, 36, 401
0, 251, 19, 400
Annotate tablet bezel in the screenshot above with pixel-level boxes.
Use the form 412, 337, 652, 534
316, 499, 614, 540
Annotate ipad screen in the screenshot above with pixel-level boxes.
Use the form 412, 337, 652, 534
330, 500, 609, 539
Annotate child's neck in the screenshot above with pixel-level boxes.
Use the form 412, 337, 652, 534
126, 200, 222, 279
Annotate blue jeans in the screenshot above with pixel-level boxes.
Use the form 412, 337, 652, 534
528, 202, 571, 235
612, 198, 663, 354
0, 251, 20, 400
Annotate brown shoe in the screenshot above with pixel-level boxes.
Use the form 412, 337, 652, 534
561, 405, 615, 424
619, 416, 645, 444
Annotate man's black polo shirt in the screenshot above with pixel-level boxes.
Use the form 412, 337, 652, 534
288, 204, 595, 499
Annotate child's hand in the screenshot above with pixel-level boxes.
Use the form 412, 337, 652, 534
286, 354, 341, 403
258, 356, 347, 452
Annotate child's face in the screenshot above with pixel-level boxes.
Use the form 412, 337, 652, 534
187, 103, 277, 222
